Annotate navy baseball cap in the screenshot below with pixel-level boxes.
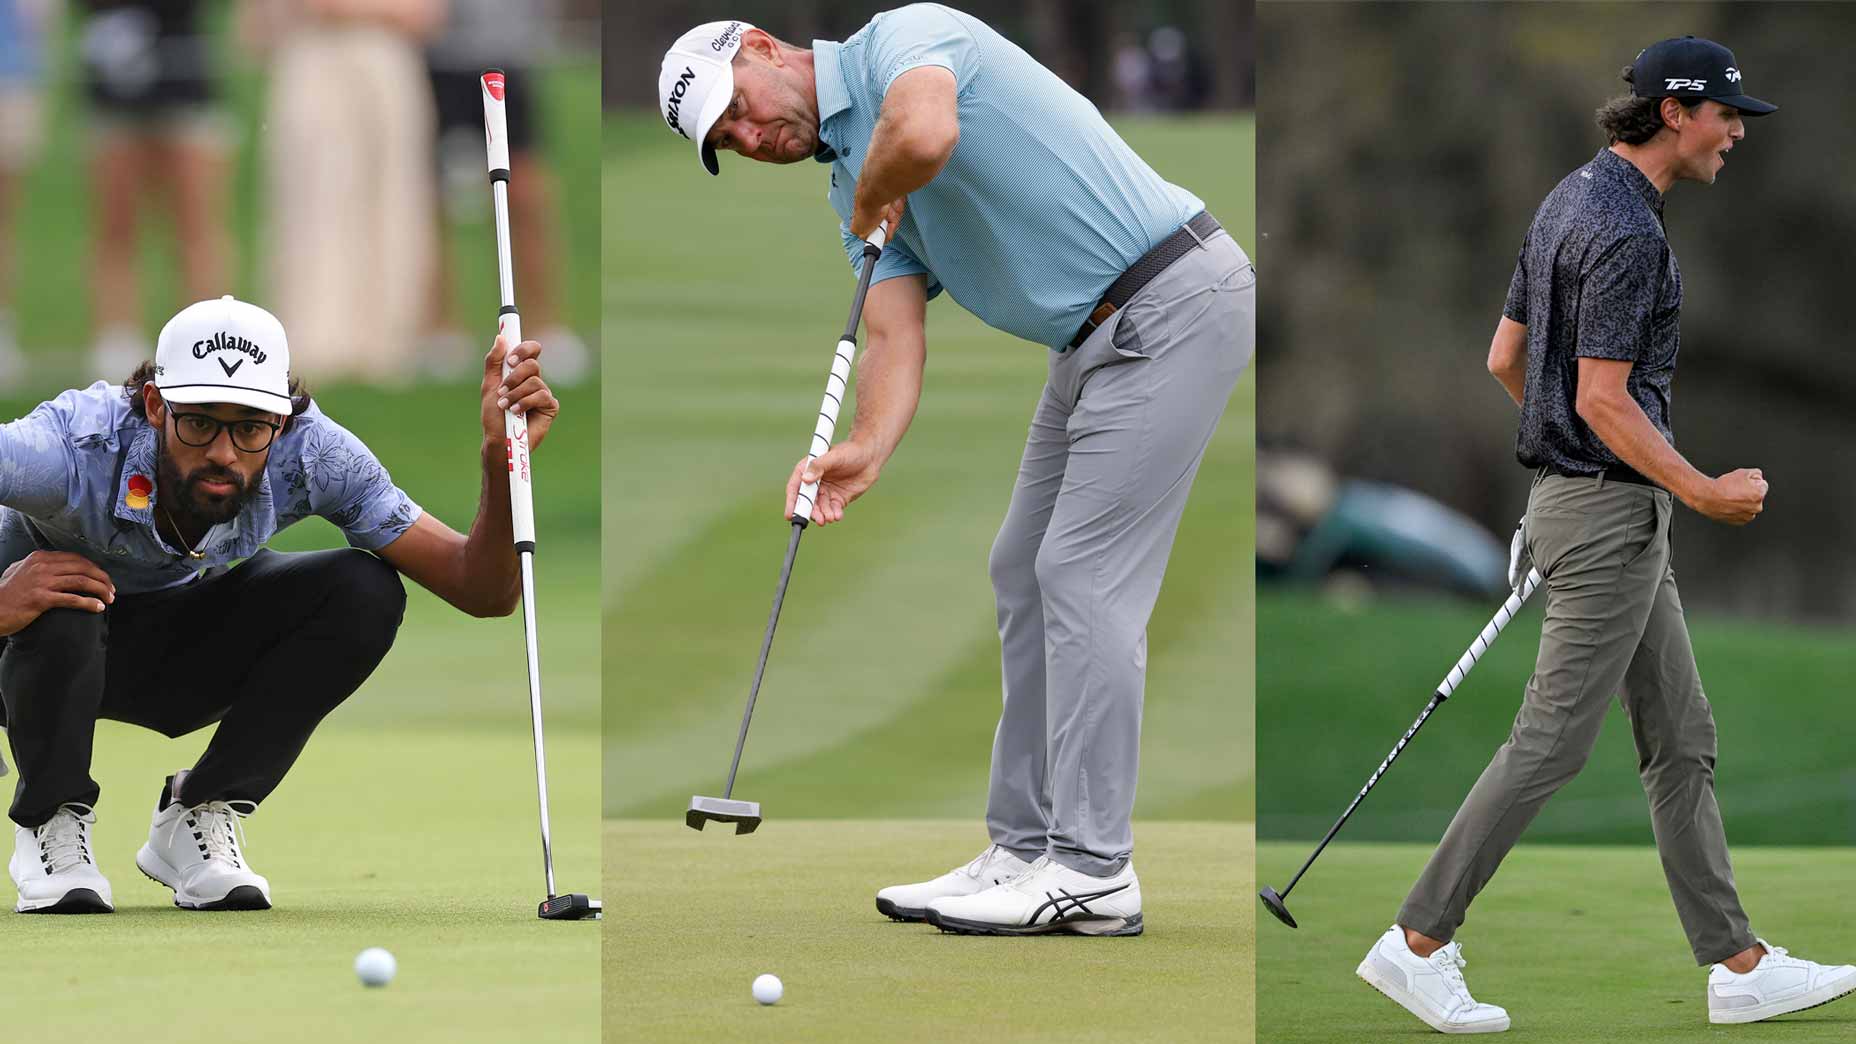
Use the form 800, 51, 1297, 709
1629, 36, 1776, 115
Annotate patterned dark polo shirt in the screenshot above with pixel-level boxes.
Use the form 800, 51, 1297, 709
1503, 147, 1682, 474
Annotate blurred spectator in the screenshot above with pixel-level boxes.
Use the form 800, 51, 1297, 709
423, 0, 587, 382
246, 0, 444, 382
0, 0, 52, 383
1145, 25, 1208, 111
1110, 30, 1153, 113
79, 0, 232, 380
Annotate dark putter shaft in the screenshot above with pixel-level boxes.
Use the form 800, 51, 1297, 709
691, 235, 887, 831
1259, 569, 1542, 928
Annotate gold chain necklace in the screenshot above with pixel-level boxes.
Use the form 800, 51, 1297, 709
159, 503, 207, 560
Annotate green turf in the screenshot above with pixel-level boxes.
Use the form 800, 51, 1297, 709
606, 819, 1253, 1043
1257, 841, 1856, 1041
1258, 588, 1856, 845
4, 379, 601, 1039
603, 111, 1255, 824
9, 18, 600, 376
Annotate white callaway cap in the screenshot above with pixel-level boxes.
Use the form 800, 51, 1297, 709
154, 296, 292, 416
659, 20, 753, 175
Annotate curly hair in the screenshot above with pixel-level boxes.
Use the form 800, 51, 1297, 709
1596, 64, 1704, 146
121, 361, 313, 427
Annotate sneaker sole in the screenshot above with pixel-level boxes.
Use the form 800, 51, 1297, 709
1357, 955, 1511, 1034
875, 897, 927, 922
1710, 976, 1856, 1024
16, 888, 114, 914
135, 848, 272, 911
925, 908, 1143, 937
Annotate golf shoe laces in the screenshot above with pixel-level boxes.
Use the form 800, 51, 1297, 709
960, 845, 1004, 880
36, 803, 98, 874
185, 800, 257, 869
1432, 942, 1474, 1000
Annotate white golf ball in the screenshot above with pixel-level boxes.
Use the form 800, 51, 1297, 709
355, 947, 397, 988
752, 973, 783, 1005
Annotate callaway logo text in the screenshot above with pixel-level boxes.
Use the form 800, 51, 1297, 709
664, 66, 695, 138
192, 331, 268, 365
709, 21, 743, 53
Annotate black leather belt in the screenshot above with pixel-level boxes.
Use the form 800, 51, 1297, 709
1068, 211, 1223, 349
1544, 462, 1657, 488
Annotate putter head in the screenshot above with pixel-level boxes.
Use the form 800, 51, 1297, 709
686, 795, 761, 834
1258, 886, 1298, 928
538, 894, 601, 920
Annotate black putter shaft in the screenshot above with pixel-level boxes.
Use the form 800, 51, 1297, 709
713, 230, 888, 800
1260, 568, 1543, 928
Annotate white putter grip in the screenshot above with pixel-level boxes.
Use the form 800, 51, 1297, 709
793, 224, 889, 524
483, 70, 536, 548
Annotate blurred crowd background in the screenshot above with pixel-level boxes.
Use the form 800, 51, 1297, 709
604, 0, 1253, 113
0, 0, 598, 395
1258, 1, 1856, 622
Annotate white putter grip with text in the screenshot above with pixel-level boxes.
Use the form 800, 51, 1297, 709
793, 224, 888, 524
482, 70, 535, 548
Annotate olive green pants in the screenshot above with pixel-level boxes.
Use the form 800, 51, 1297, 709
1398, 472, 1756, 965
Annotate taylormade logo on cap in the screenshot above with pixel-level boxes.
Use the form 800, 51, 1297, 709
658, 20, 756, 175
154, 296, 293, 417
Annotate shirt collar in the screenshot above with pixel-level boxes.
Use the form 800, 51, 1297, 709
113, 419, 274, 561
1592, 147, 1664, 216
812, 39, 852, 163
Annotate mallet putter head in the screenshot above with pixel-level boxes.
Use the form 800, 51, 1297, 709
538, 893, 601, 920
1258, 886, 1298, 929
686, 795, 761, 834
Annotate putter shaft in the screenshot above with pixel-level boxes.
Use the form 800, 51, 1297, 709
723, 522, 805, 798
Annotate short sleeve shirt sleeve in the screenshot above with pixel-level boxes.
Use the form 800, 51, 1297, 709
0, 406, 75, 518
1502, 235, 1529, 324
839, 221, 944, 300
281, 412, 422, 551
1574, 234, 1664, 361
864, 3, 983, 96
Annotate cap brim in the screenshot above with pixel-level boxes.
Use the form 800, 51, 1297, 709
693, 67, 733, 176
159, 383, 293, 417
1717, 93, 1776, 116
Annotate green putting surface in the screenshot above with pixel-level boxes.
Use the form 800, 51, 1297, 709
606, 819, 1254, 1043
3, 379, 601, 1040
1257, 841, 1856, 1042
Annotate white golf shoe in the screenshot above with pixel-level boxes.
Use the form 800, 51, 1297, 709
875, 843, 1034, 922
924, 856, 1142, 936
1357, 925, 1510, 1034
135, 774, 272, 911
1708, 939, 1856, 1024
9, 803, 114, 913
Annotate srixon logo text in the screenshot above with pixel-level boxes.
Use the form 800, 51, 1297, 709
193, 331, 268, 365
665, 66, 696, 138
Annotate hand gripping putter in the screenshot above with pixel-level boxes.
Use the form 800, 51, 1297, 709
1258, 567, 1543, 928
482, 70, 599, 920
686, 224, 891, 835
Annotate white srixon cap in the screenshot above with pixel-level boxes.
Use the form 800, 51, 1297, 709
154, 296, 292, 416
659, 20, 753, 175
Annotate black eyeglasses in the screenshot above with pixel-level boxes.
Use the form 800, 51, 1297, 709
168, 411, 281, 453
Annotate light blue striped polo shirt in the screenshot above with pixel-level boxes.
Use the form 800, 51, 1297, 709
815, 3, 1205, 351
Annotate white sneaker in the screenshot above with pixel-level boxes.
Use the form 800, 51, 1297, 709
1708, 938, 1856, 1024
1357, 925, 1510, 1034
924, 856, 1142, 936
9, 803, 114, 913
134, 773, 272, 911
876, 843, 1034, 922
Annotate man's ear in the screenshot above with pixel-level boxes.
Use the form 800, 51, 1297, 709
142, 383, 164, 423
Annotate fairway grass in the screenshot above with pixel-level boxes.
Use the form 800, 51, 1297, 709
606, 819, 1254, 1043
1258, 841, 1856, 1042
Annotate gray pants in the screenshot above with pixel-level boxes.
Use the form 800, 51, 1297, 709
984, 230, 1254, 876
1399, 472, 1756, 965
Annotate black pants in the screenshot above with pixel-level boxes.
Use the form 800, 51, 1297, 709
1, 548, 406, 829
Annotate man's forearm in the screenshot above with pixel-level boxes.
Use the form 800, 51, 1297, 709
1581, 396, 1709, 505
853, 88, 956, 223
455, 439, 521, 614
1492, 362, 1525, 407
847, 332, 926, 463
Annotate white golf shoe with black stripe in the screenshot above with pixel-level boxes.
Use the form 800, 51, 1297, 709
9, 803, 114, 913
135, 774, 271, 911
1357, 925, 1510, 1034
1708, 939, 1856, 1024
875, 844, 1034, 922
924, 856, 1142, 936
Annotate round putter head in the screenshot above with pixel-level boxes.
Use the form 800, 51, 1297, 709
1258, 886, 1298, 929
538, 894, 601, 920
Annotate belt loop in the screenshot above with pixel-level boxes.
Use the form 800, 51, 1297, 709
1183, 219, 1207, 250
1596, 469, 1607, 489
